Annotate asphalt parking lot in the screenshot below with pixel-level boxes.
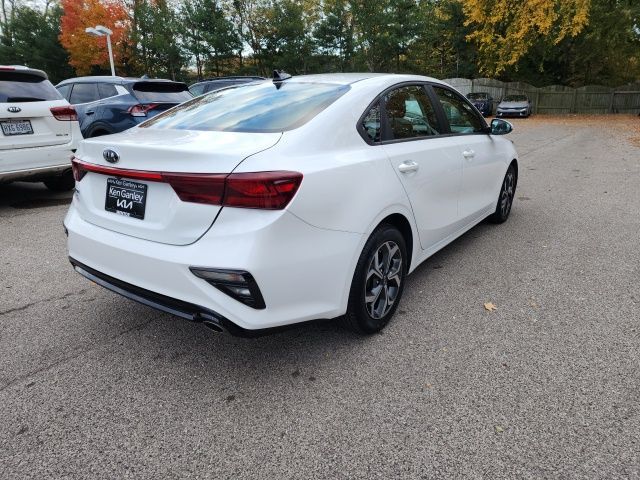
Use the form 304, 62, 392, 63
1, 116, 639, 479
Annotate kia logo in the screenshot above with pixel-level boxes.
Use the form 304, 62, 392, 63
7, 106, 21, 113
103, 149, 120, 164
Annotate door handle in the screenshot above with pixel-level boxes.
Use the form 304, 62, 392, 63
463, 149, 475, 159
398, 161, 419, 173
85, 110, 95, 115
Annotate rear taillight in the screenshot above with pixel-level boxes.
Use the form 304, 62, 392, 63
128, 103, 159, 117
224, 172, 303, 209
51, 106, 78, 121
70, 158, 302, 209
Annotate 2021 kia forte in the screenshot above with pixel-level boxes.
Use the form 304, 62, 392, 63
65, 73, 517, 336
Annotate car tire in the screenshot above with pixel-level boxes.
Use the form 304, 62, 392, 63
342, 224, 407, 334
44, 170, 75, 192
489, 164, 517, 224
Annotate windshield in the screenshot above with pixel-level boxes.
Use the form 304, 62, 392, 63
0, 72, 62, 102
141, 81, 350, 133
467, 93, 488, 100
503, 95, 528, 102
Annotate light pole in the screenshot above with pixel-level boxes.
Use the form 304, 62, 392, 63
85, 25, 115, 76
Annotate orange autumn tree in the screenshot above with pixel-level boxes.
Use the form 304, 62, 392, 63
59, 0, 129, 75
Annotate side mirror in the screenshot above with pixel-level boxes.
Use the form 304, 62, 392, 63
490, 118, 513, 135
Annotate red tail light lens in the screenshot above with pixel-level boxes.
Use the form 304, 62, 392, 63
161, 172, 226, 204
223, 172, 303, 209
51, 106, 78, 121
70, 159, 302, 209
128, 103, 159, 117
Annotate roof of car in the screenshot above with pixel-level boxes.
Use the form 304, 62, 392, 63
285, 73, 444, 86
57, 76, 181, 86
0, 65, 47, 79
194, 76, 265, 84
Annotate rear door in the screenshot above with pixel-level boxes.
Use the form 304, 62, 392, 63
379, 84, 463, 250
0, 70, 72, 151
68, 83, 101, 133
431, 86, 502, 219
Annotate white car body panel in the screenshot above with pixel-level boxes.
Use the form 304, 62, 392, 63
65, 73, 518, 332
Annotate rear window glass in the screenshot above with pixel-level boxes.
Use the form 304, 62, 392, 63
0, 72, 62, 102
132, 82, 192, 103
141, 81, 350, 133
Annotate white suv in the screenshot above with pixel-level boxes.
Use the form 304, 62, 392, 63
0, 66, 82, 191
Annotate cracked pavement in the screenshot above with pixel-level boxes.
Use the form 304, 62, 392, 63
1, 116, 639, 479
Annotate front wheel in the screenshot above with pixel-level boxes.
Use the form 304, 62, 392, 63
489, 165, 517, 224
342, 224, 407, 334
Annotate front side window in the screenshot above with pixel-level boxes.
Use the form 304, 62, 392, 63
69, 83, 99, 104
433, 87, 484, 134
142, 81, 350, 133
383, 85, 441, 140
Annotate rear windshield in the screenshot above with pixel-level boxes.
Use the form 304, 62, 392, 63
0, 72, 62, 103
467, 93, 488, 100
132, 82, 192, 103
503, 95, 528, 102
141, 81, 350, 133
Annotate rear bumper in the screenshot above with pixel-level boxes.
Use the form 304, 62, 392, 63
65, 203, 363, 331
0, 141, 76, 182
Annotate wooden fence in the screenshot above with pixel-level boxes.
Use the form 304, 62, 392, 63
442, 78, 640, 115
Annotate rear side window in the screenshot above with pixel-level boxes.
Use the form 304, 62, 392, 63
69, 83, 100, 104
433, 87, 484, 134
384, 85, 441, 140
0, 72, 62, 102
142, 81, 351, 133
132, 82, 192, 103
98, 83, 118, 99
361, 102, 381, 143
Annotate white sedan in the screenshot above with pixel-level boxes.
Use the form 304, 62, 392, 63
65, 73, 517, 336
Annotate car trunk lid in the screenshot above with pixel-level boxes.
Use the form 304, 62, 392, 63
72, 128, 281, 245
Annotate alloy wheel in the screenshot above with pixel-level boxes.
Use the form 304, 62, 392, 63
500, 170, 515, 218
364, 241, 403, 319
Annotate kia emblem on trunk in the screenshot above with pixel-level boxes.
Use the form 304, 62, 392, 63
103, 149, 120, 164
7, 106, 21, 113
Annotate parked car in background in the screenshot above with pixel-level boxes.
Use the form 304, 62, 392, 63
188, 76, 265, 96
0, 66, 81, 191
65, 73, 518, 337
56, 76, 192, 138
496, 94, 532, 118
466, 92, 494, 116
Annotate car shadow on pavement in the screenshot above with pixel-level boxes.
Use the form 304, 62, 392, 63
0, 181, 72, 211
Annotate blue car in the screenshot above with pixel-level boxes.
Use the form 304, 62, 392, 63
56, 76, 192, 138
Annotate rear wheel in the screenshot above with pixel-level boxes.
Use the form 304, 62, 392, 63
489, 165, 516, 223
44, 170, 75, 192
342, 224, 407, 334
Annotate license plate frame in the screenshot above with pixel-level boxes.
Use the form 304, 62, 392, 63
1, 120, 33, 136
105, 177, 148, 220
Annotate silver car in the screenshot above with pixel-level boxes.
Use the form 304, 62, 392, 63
496, 95, 532, 118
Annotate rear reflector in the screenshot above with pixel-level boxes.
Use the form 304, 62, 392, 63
128, 103, 159, 117
50, 106, 78, 121
71, 158, 302, 209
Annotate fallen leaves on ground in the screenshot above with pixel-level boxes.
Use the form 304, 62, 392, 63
484, 302, 497, 312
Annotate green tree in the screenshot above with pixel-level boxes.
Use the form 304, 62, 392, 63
0, 3, 73, 83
